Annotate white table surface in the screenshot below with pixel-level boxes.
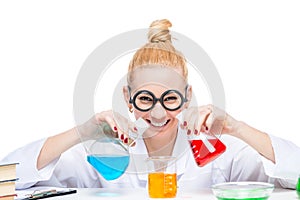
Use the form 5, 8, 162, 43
26, 188, 297, 200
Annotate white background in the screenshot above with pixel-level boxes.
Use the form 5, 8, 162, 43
1, 0, 300, 159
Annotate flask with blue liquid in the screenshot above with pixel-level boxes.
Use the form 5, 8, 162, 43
86, 123, 132, 180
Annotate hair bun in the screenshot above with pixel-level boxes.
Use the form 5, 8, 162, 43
148, 19, 172, 43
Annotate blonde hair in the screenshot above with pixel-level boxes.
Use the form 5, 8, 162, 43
128, 19, 188, 82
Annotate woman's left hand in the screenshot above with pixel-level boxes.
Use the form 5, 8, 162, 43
181, 104, 239, 136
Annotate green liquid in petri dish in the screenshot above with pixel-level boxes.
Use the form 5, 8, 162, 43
217, 197, 269, 200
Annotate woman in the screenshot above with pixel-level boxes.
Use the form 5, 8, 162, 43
2, 19, 300, 189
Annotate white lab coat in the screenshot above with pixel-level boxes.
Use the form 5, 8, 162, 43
1, 128, 300, 190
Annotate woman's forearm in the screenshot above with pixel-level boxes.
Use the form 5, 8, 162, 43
232, 121, 275, 163
37, 127, 81, 170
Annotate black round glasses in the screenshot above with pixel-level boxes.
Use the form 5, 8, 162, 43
128, 86, 188, 112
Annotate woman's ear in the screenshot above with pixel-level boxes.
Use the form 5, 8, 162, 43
185, 85, 193, 108
123, 86, 133, 111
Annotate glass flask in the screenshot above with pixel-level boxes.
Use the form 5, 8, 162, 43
176, 111, 227, 167
188, 132, 226, 167
85, 123, 132, 181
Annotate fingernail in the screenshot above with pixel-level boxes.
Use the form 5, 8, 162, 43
124, 138, 128, 144
205, 126, 208, 131
183, 121, 187, 127
194, 129, 198, 135
134, 127, 138, 131
120, 134, 124, 140
187, 129, 191, 135
113, 126, 118, 131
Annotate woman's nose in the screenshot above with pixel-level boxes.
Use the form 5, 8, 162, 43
150, 103, 166, 119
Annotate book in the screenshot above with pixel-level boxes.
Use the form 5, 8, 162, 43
0, 179, 17, 197
0, 193, 17, 200
0, 163, 18, 182
0, 163, 18, 199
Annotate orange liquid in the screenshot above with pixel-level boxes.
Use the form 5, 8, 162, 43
148, 173, 177, 198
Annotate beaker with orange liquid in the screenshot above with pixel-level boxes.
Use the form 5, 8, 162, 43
147, 156, 177, 198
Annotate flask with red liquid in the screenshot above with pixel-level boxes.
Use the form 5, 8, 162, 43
188, 132, 226, 167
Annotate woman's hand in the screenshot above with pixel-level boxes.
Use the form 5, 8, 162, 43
37, 110, 137, 170
76, 110, 137, 145
181, 105, 239, 136
181, 105, 276, 163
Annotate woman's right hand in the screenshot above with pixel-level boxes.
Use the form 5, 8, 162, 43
76, 110, 138, 145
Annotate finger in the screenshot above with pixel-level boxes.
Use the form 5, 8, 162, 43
112, 112, 131, 137
127, 121, 138, 147
182, 107, 196, 131
200, 124, 208, 133
94, 112, 118, 132
116, 121, 130, 144
186, 109, 199, 135
95, 112, 136, 147
176, 111, 187, 129
195, 108, 212, 135
120, 130, 135, 146
94, 112, 105, 125
113, 112, 136, 132
102, 115, 119, 138
128, 121, 138, 133
181, 120, 188, 129
205, 112, 214, 131
113, 113, 137, 146
128, 123, 139, 146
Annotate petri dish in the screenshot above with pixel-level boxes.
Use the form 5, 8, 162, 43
211, 182, 274, 200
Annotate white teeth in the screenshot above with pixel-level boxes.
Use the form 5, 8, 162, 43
151, 121, 167, 127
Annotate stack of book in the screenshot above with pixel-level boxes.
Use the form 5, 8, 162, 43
0, 163, 18, 200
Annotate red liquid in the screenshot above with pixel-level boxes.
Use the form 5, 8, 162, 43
189, 138, 226, 167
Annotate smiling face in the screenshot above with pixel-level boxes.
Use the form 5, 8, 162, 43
124, 65, 191, 139
132, 84, 184, 138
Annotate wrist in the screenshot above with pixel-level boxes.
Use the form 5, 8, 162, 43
66, 127, 82, 145
230, 120, 247, 138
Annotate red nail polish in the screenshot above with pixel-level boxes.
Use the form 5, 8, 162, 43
134, 127, 138, 131
120, 134, 124, 140
183, 121, 187, 126
187, 129, 191, 135
194, 129, 198, 135
205, 126, 208, 131
113, 126, 118, 131
124, 138, 128, 144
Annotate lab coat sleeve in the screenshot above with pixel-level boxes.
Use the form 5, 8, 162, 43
214, 135, 299, 189
1, 138, 59, 189
260, 134, 300, 188
213, 136, 271, 184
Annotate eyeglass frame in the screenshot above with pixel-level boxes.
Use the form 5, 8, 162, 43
128, 85, 189, 112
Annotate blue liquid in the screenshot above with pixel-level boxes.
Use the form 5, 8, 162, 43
87, 154, 129, 180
